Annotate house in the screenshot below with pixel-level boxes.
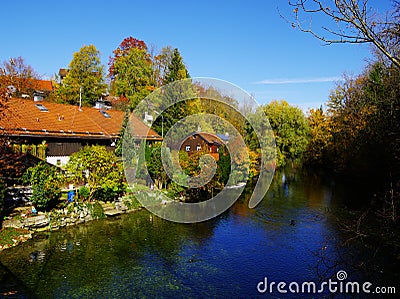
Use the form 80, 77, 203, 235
179, 132, 228, 161
0, 98, 162, 167
58, 68, 68, 81
2, 76, 54, 100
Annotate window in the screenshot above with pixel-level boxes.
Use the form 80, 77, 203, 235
100, 110, 111, 118
196, 145, 201, 151
34, 103, 48, 112
185, 145, 191, 152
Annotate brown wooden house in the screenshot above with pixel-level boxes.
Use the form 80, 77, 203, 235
180, 132, 226, 161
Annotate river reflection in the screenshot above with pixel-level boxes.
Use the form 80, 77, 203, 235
1, 169, 398, 298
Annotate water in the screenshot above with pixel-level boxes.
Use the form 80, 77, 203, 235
1, 169, 399, 298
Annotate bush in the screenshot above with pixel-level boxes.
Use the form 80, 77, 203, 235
22, 162, 63, 210
66, 145, 126, 201
87, 202, 105, 220
78, 186, 90, 201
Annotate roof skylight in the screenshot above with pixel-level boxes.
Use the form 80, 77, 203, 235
100, 110, 111, 118
35, 103, 48, 112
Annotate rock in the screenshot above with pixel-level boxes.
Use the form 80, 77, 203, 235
2, 219, 23, 229
104, 209, 121, 217
23, 214, 49, 228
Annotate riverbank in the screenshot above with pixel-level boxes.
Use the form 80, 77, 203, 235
0, 195, 143, 252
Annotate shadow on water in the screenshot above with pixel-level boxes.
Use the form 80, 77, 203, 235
0, 168, 399, 298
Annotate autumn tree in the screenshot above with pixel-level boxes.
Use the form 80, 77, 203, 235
304, 60, 400, 225
111, 47, 153, 109
0, 56, 40, 97
152, 46, 174, 87
108, 36, 148, 81
303, 107, 333, 168
287, 0, 400, 68
58, 45, 107, 106
108, 37, 153, 109
0, 71, 26, 188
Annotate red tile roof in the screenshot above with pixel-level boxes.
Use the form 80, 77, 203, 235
0, 99, 162, 141
32, 79, 53, 92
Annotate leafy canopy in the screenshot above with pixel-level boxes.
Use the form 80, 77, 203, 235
58, 45, 107, 106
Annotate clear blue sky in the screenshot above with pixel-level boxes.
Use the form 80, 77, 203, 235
0, 0, 391, 111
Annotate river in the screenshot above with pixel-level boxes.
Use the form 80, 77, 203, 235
1, 169, 399, 298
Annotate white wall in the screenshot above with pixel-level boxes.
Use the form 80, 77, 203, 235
46, 156, 70, 167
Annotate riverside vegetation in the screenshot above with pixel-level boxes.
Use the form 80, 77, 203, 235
1, 0, 400, 264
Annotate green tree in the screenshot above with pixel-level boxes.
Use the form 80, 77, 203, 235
164, 48, 190, 84
108, 37, 153, 109
111, 47, 153, 109
263, 100, 310, 167
22, 162, 63, 210
145, 143, 170, 189
58, 45, 107, 106
65, 145, 126, 201
151, 49, 197, 137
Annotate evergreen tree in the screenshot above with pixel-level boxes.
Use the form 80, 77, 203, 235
164, 48, 190, 84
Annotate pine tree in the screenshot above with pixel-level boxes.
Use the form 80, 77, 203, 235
164, 48, 190, 84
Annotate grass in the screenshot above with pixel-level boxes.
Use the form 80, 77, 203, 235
0, 227, 30, 248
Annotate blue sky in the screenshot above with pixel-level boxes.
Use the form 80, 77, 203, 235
0, 0, 391, 111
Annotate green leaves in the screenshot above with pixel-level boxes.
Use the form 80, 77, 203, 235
164, 48, 190, 84
66, 145, 126, 201
58, 45, 107, 106
263, 100, 310, 167
112, 47, 153, 109
22, 162, 63, 210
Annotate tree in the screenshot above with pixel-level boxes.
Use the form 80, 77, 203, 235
263, 100, 310, 167
0, 56, 40, 97
22, 162, 63, 210
0, 74, 27, 184
287, 0, 400, 68
58, 45, 107, 106
145, 143, 170, 189
108, 37, 154, 109
152, 46, 174, 87
65, 145, 126, 201
108, 36, 148, 81
303, 107, 333, 168
164, 48, 190, 84
151, 48, 196, 136
111, 47, 153, 109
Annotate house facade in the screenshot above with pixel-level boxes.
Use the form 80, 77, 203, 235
179, 132, 227, 161
0, 99, 162, 167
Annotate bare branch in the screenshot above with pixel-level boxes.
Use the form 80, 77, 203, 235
286, 0, 400, 68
